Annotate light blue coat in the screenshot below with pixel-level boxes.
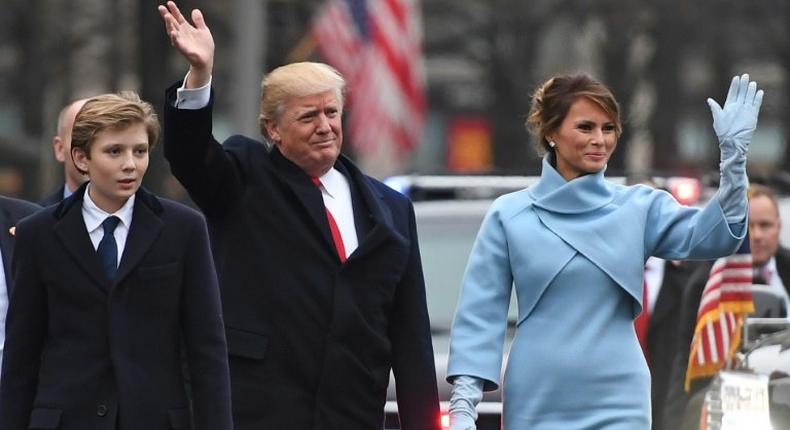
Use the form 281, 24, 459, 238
447, 157, 746, 429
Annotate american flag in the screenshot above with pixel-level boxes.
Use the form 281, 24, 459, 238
311, 0, 427, 157
684, 240, 754, 391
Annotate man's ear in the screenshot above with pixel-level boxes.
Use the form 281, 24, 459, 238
71, 147, 89, 175
53, 137, 66, 162
264, 120, 281, 145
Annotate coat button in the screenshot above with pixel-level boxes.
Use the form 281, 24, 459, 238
96, 404, 108, 417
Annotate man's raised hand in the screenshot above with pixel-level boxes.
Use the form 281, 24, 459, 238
158, 1, 214, 88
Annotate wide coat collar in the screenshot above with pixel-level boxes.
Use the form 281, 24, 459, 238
52, 182, 164, 291
528, 155, 615, 214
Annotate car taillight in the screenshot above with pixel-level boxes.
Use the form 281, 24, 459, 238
441, 413, 450, 429
668, 177, 701, 206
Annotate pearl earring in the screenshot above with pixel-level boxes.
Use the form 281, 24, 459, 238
549, 140, 556, 148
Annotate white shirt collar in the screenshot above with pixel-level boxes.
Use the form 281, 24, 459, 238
315, 167, 345, 200
765, 256, 778, 278
82, 183, 135, 233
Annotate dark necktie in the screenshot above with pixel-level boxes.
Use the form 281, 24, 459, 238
311, 177, 347, 263
97, 216, 121, 281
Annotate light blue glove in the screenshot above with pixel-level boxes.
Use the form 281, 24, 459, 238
449, 375, 483, 430
706, 74, 764, 223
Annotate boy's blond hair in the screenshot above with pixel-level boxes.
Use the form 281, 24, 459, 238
71, 91, 160, 174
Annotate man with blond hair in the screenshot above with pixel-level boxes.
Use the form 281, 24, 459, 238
158, 2, 439, 429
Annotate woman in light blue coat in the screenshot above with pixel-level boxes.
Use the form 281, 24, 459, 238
447, 73, 763, 429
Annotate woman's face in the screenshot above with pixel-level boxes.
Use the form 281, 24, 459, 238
548, 97, 617, 181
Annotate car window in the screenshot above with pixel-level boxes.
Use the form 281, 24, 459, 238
415, 200, 519, 330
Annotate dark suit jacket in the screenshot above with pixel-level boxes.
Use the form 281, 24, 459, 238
39, 185, 65, 207
0, 196, 40, 295
662, 248, 790, 429
163, 83, 440, 430
645, 260, 706, 430
0, 184, 232, 430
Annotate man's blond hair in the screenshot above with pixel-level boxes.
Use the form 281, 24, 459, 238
258, 62, 346, 139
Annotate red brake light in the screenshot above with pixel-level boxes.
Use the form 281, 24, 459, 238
668, 177, 701, 206
441, 413, 450, 429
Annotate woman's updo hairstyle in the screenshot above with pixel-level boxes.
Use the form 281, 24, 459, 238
526, 73, 622, 156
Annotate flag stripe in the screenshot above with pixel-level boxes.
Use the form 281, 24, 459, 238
312, 0, 426, 156
685, 246, 754, 391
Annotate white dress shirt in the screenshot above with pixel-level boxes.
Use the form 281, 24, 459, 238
0, 247, 7, 374
82, 184, 135, 266
315, 168, 358, 258
175, 72, 212, 109
644, 257, 666, 314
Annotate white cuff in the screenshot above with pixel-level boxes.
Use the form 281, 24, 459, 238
175, 71, 212, 110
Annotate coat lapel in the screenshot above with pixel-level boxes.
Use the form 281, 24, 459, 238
115, 189, 164, 285
775, 247, 790, 297
268, 148, 406, 263
0, 204, 14, 286
54, 185, 109, 289
335, 156, 407, 262
269, 148, 338, 258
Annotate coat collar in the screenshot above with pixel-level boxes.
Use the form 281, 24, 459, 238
0, 203, 13, 286
53, 182, 164, 290
268, 147, 399, 263
528, 154, 615, 214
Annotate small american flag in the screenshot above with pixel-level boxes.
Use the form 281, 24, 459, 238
311, 0, 427, 157
685, 239, 754, 391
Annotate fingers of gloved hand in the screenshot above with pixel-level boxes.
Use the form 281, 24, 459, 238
724, 75, 740, 106
753, 89, 765, 109
707, 98, 723, 120
736, 74, 750, 105
744, 81, 757, 106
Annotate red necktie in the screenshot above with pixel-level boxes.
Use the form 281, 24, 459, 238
312, 177, 347, 263
634, 276, 650, 362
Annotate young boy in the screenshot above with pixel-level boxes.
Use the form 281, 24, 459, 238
0, 92, 232, 430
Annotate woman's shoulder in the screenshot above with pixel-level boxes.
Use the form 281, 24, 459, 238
608, 182, 672, 207
486, 188, 536, 220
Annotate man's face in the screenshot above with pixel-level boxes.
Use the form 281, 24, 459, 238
264, 90, 342, 178
73, 123, 150, 213
53, 100, 89, 191
749, 194, 781, 267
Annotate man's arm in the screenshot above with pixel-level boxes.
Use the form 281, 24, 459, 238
159, 1, 244, 217
388, 202, 441, 430
0, 219, 47, 429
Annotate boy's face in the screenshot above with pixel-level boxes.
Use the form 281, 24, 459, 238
73, 123, 150, 213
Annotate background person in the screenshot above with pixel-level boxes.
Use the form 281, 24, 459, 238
158, 2, 440, 429
40, 98, 90, 206
663, 183, 790, 429
0, 196, 40, 380
0, 92, 232, 430
447, 73, 762, 429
